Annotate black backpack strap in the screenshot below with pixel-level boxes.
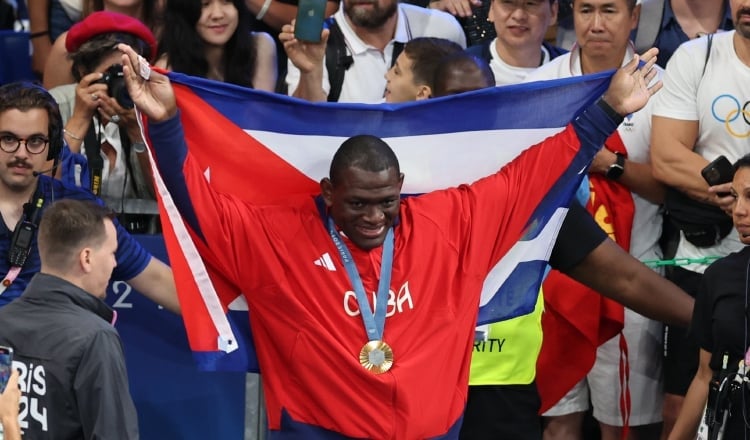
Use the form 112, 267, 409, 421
324, 17, 404, 102
0, 0, 14, 30
324, 17, 348, 102
392, 41, 404, 67
481, 42, 491, 64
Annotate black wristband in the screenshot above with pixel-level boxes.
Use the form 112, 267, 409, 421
596, 98, 624, 126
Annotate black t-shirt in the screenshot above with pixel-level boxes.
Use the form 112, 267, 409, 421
693, 245, 750, 437
549, 201, 608, 273
695, 246, 750, 370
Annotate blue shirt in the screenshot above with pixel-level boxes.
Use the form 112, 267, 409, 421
0, 175, 151, 307
633, 0, 734, 68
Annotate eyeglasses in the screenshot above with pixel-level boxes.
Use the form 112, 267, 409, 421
497, 0, 547, 14
0, 134, 49, 155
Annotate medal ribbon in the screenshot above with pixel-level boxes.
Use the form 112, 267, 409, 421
327, 217, 394, 341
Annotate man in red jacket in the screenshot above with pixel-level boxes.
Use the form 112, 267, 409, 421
120, 43, 661, 439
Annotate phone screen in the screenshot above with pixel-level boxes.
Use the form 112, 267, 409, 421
294, 0, 327, 42
0, 346, 13, 393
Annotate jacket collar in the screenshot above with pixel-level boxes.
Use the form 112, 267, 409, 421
22, 273, 116, 324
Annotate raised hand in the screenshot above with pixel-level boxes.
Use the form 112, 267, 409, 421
280, 20, 330, 74
118, 43, 177, 123
602, 47, 662, 116
429, 0, 482, 18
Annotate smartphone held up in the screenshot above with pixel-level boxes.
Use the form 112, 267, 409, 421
294, 0, 327, 42
701, 156, 734, 187
701, 155, 734, 197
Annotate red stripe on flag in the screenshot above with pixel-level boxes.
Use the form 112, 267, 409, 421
173, 83, 319, 203
148, 84, 319, 353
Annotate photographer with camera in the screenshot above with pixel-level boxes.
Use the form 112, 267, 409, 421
49, 11, 158, 234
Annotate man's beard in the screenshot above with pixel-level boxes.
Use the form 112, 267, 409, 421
737, 9, 750, 40
345, 0, 398, 29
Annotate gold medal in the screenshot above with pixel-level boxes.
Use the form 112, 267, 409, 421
359, 340, 394, 374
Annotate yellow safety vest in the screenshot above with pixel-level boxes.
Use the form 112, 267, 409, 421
468, 289, 544, 385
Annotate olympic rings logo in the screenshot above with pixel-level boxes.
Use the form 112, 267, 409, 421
711, 94, 750, 138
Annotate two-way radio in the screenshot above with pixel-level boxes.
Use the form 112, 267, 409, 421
7, 188, 44, 268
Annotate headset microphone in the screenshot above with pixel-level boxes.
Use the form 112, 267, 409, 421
32, 162, 60, 177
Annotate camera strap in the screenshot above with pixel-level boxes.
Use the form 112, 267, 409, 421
0, 181, 45, 295
84, 118, 141, 202
84, 119, 104, 196
118, 127, 141, 200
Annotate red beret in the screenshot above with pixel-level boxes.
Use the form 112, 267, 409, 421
65, 11, 157, 61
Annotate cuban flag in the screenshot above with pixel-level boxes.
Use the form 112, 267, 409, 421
146, 71, 613, 373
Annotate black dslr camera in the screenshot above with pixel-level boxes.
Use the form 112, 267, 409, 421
97, 64, 133, 109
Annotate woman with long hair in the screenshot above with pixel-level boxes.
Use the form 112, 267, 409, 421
156, 0, 277, 91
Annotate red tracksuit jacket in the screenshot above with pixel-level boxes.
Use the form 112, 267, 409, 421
148, 101, 618, 439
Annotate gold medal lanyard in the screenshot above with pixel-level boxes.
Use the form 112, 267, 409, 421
327, 216, 395, 374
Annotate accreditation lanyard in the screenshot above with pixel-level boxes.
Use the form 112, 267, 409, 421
0, 267, 21, 295
327, 217, 394, 342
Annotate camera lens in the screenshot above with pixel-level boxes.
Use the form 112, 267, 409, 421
111, 78, 133, 109
706, 169, 719, 183
104, 64, 133, 109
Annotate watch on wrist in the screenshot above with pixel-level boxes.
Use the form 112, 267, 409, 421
605, 152, 625, 180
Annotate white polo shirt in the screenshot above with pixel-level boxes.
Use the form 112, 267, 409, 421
286, 3, 466, 103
